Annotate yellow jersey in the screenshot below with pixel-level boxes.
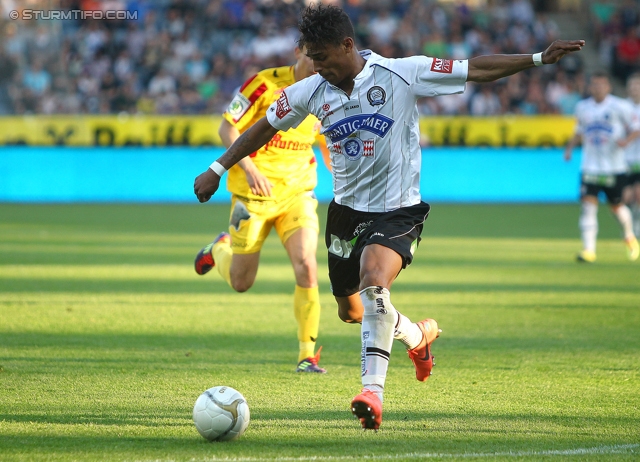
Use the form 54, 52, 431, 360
222, 65, 320, 200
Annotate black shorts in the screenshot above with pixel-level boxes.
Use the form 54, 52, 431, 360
325, 200, 430, 297
580, 173, 627, 205
628, 171, 640, 186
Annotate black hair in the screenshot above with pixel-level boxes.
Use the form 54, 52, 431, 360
628, 72, 640, 82
590, 70, 610, 80
297, 4, 355, 49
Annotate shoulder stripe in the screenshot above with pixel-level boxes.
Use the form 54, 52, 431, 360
370, 63, 410, 86
239, 74, 258, 93
248, 82, 268, 104
307, 80, 329, 107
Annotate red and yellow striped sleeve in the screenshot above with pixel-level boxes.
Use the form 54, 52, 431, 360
222, 74, 271, 131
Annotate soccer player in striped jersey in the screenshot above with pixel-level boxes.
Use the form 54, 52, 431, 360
194, 4, 584, 429
194, 47, 330, 373
624, 72, 640, 237
565, 72, 640, 262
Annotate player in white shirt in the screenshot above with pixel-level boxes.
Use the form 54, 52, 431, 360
194, 4, 584, 430
624, 72, 640, 237
564, 72, 640, 262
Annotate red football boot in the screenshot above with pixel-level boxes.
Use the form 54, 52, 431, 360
407, 319, 440, 381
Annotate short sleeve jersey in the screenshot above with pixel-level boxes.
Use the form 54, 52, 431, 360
223, 65, 320, 200
266, 50, 468, 213
574, 95, 639, 175
625, 99, 640, 169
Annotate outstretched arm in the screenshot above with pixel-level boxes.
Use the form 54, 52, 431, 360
194, 117, 278, 203
467, 40, 585, 83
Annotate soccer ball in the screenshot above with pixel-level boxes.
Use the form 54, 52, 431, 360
193, 386, 250, 442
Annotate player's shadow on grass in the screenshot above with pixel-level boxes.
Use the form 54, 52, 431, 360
2, 277, 639, 294
0, 413, 635, 456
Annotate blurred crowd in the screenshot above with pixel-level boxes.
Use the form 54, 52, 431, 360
0, 0, 619, 117
592, 0, 640, 82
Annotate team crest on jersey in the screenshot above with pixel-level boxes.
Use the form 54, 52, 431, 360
227, 93, 251, 121
430, 58, 453, 74
367, 86, 386, 106
339, 138, 375, 161
343, 138, 364, 161
275, 92, 291, 119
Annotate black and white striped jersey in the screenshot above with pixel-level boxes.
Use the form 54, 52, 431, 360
574, 95, 639, 175
625, 99, 640, 169
266, 50, 468, 212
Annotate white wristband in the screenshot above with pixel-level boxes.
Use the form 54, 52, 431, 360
209, 161, 227, 176
532, 52, 544, 67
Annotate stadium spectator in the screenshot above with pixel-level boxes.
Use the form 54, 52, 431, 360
615, 26, 640, 80
22, 61, 51, 96
470, 84, 502, 116
0, 0, 593, 115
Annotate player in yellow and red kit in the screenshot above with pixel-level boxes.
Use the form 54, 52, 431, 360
195, 47, 330, 372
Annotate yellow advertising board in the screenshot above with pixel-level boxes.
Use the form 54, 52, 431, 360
0, 115, 224, 146
419, 115, 576, 147
0, 115, 576, 147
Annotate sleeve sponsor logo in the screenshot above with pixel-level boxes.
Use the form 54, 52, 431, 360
275, 92, 292, 119
227, 93, 251, 121
430, 58, 453, 74
321, 113, 394, 143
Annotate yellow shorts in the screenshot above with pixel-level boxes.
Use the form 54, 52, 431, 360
227, 191, 319, 254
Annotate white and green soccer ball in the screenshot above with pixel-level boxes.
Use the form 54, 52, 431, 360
193, 386, 250, 442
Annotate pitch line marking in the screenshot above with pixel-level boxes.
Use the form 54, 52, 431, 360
166, 443, 640, 462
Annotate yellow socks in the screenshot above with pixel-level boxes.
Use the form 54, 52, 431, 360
294, 285, 321, 362
213, 239, 233, 286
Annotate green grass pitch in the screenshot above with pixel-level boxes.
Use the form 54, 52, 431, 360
0, 203, 638, 461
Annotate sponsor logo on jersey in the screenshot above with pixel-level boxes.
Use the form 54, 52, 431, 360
331, 138, 374, 160
430, 58, 453, 74
363, 139, 374, 156
322, 113, 395, 142
585, 122, 613, 134
329, 233, 353, 259
264, 133, 312, 151
275, 92, 292, 119
353, 220, 373, 237
367, 86, 386, 106
227, 93, 251, 120
322, 103, 330, 111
